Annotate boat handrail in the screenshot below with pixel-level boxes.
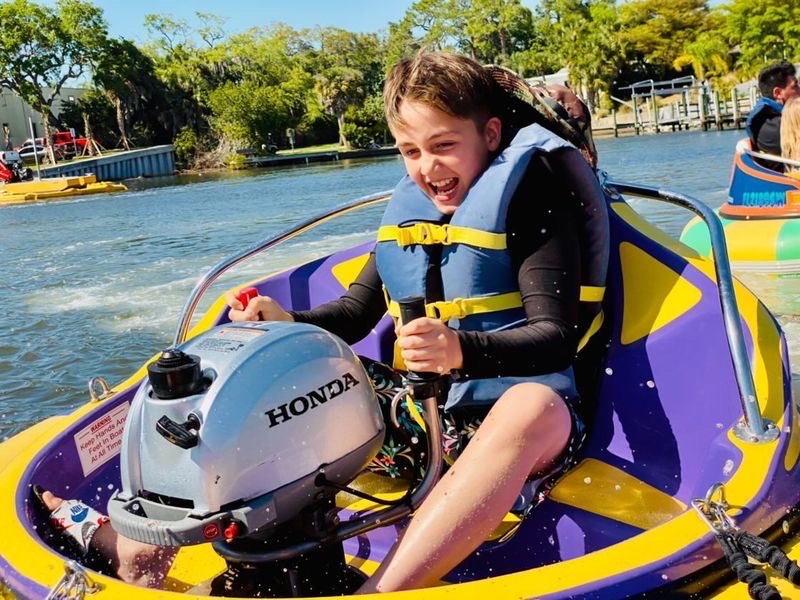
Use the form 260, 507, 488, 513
738, 142, 800, 171
603, 177, 778, 443
173, 190, 393, 346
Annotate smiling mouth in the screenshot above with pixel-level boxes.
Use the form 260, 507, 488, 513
430, 177, 458, 198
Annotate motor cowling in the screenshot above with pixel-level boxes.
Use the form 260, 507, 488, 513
108, 321, 385, 547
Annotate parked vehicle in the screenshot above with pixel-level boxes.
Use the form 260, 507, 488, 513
16, 142, 47, 162
51, 129, 88, 157
0, 150, 32, 182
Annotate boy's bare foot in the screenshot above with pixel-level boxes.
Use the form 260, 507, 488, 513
35, 487, 176, 588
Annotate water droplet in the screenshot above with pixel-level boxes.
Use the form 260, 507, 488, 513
722, 459, 735, 476
646, 380, 655, 388
605, 367, 613, 375
614, 484, 621, 491
583, 476, 592, 484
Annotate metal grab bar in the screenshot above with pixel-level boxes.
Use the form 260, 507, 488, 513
172, 189, 393, 346
740, 145, 800, 170
604, 177, 778, 443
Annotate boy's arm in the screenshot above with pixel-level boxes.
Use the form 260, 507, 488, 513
290, 251, 387, 344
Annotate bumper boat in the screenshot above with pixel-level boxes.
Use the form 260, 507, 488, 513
680, 139, 800, 273
1, 176, 800, 600
0, 174, 127, 206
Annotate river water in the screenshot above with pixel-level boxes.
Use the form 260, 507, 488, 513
1, 129, 799, 440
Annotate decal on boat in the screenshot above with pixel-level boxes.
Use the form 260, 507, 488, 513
74, 401, 130, 476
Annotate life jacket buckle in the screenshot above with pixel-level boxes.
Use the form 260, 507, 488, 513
395, 223, 451, 246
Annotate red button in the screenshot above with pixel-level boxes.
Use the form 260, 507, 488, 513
236, 287, 258, 309
223, 522, 241, 540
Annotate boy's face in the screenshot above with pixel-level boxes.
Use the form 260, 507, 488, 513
391, 100, 501, 215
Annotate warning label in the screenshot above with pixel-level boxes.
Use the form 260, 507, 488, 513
74, 402, 130, 476
196, 327, 264, 354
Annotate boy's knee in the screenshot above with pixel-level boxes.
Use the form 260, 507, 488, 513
494, 384, 571, 436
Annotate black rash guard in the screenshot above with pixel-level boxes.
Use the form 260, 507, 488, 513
291, 149, 583, 380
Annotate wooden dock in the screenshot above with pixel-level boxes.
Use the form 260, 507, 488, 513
594, 81, 757, 138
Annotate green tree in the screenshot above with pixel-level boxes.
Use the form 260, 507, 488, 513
304, 27, 384, 147
721, 0, 800, 74
531, 0, 624, 110
93, 39, 166, 150
0, 0, 108, 161
619, 0, 711, 77
673, 13, 731, 86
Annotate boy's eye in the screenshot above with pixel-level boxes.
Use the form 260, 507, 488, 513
403, 148, 419, 158
436, 141, 455, 150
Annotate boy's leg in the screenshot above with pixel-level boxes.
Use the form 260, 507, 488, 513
39, 490, 176, 588
357, 382, 573, 593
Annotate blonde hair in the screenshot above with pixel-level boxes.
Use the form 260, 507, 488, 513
383, 51, 499, 131
781, 97, 800, 170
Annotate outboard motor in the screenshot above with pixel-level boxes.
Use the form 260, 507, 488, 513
109, 321, 397, 596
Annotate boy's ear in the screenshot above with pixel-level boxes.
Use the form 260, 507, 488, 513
485, 117, 502, 151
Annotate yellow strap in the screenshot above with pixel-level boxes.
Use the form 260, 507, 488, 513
579, 285, 605, 302
388, 291, 523, 322
388, 286, 604, 324
577, 309, 604, 352
377, 223, 507, 250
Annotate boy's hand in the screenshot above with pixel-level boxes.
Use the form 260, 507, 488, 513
396, 318, 463, 374
225, 290, 294, 323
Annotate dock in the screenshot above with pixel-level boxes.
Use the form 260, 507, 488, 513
242, 146, 398, 167
36, 145, 176, 181
593, 76, 757, 137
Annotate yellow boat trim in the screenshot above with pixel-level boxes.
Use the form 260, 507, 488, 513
619, 241, 703, 345
332, 253, 371, 289
377, 223, 507, 249
548, 458, 687, 530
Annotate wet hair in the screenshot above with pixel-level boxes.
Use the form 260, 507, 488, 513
781, 97, 800, 168
383, 51, 501, 131
758, 62, 797, 99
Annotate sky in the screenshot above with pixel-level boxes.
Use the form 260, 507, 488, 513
84, 1, 539, 44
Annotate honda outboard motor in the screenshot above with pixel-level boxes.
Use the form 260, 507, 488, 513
109, 321, 389, 596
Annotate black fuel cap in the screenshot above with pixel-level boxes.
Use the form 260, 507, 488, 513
147, 348, 203, 399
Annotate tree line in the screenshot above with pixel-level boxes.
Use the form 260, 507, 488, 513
0, 0, 797, 167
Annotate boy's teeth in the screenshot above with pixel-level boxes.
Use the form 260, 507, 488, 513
432, 178, 456, 192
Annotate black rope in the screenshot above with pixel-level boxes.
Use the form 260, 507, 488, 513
736, 530, 800, 584
718, 532, 782, 600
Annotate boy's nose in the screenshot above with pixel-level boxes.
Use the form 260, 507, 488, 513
420, 153, 438, 177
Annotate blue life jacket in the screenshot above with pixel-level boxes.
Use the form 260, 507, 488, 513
375, 124, 608, 410
745, 97, 783, 146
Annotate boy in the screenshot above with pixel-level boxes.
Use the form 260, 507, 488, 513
228, 51, 604, 591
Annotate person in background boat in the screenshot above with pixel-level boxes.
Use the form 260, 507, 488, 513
746, 61, 800, 172
36, 50, 605, 593
780, 97, 800, 175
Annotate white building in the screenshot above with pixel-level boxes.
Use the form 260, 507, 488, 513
0, 87, 88, 149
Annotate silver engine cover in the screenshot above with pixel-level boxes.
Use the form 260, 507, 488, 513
118, 321, 384, 523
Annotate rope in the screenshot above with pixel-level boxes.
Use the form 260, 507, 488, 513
736, 530, 800, 585
718, 533, 781, 600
